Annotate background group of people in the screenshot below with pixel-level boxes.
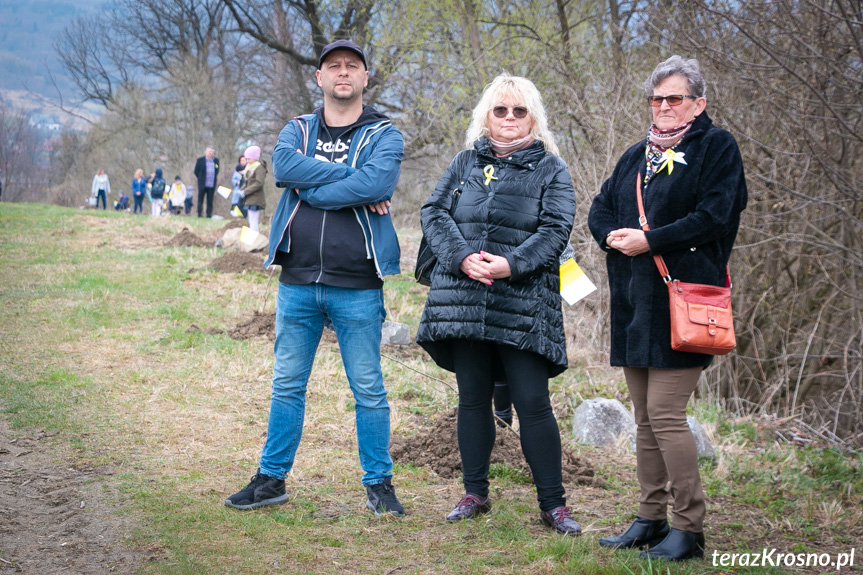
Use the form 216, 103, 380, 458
89, 145, 267, 230
92, 166, 193, 217
223, 39, 747, 565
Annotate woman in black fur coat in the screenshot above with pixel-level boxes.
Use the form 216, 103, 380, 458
588, 56, 748, 561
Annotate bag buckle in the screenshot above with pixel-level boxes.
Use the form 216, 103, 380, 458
638, 215, 647, 227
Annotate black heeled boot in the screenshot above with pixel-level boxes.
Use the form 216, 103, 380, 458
639, 528, 705, 561
598, 517, 669, 549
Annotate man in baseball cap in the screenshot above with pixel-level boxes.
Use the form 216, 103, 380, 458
225, 37, 406, 519
318, 39, 367, 69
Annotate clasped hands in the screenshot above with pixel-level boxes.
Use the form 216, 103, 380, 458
606, 228, 650, 256
460, 251, 511, 285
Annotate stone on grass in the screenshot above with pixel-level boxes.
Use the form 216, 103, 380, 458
572, 399, 716, 458
571, 398, 636, 451
381, 321, 410, 345
687, 416, 716, 459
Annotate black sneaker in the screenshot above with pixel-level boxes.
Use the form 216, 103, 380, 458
365, 477, 405, 517
225, 470, 289, 510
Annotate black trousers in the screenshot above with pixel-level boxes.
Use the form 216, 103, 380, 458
198, 186, 215, 217
451, 339, 565, 511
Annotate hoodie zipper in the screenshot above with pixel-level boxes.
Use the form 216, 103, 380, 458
315, 211, 327, 282
313, 122, 342, 283
351, 121, 390, 279
268, 117, 309, 270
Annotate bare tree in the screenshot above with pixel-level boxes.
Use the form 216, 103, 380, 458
0, 100, 47, 202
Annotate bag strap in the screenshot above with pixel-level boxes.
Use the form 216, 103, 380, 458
635, 172, 673, 283
447, 150, 476, 213
635, 172, 731, 287
461, 150, 476, 183
454, 151, 476, 198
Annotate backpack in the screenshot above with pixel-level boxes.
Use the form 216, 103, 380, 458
151, 178, 166, 199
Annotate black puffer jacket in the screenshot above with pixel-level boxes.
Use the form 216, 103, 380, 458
416, 138, 576, 377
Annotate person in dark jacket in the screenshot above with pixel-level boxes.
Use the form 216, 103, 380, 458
147, 168, 166, 217
193, 146, 219, 218
588, 56, 748, 561
226, 39, 406, 519
230, 156, 247, 218
240, 145, 267, 231
416, 74, 580, 535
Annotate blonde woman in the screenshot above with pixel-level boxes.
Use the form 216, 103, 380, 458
131, 169, 147, 214
416, 74, 580, 534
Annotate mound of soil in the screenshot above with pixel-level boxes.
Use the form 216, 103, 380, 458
208, 251, 266, 274
228, 311, 276, 341
217, 218, 248, 234
391, 408, 595, 486
164, 228, 209, 247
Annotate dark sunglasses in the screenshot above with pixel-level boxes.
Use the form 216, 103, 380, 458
492, 105, 529, 119
647, 94, 698, 107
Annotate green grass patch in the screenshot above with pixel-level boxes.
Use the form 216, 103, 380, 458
0, 369, 93, 431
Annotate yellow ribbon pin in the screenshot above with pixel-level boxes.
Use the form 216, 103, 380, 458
657, 150, 687, 175
483, 165, 498, 186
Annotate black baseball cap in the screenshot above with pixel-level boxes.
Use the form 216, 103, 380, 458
318, 39, 367, 70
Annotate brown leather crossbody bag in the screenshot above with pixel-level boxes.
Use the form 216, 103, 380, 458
635, 172, 736, 355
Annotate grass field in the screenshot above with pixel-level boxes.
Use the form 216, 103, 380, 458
0, 203, 860, 574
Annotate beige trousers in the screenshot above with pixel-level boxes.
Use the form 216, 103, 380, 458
624, 367, 705, 532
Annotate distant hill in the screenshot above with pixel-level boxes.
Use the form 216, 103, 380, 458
0, 0, 101, 126
0, 1, 98, 99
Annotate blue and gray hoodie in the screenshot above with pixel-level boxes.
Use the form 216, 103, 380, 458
266, 106, 404, 285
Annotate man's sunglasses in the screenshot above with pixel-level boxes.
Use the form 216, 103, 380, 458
492, 105, 529, 119
647, 95, 698, 107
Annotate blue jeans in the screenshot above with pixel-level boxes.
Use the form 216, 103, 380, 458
259, 283, 393, 485
96, 189, 106, 209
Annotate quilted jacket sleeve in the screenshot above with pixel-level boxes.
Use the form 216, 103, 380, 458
503, 157, 576, 282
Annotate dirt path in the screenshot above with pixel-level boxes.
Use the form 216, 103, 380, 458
0, 420, 145, 574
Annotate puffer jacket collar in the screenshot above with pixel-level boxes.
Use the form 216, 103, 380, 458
475, 137, 546, 170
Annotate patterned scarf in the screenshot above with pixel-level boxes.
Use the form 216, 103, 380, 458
644, 120, 694, 187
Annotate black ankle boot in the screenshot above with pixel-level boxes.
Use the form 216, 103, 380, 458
639, 528, 705, 561
599, 517, 669, 549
